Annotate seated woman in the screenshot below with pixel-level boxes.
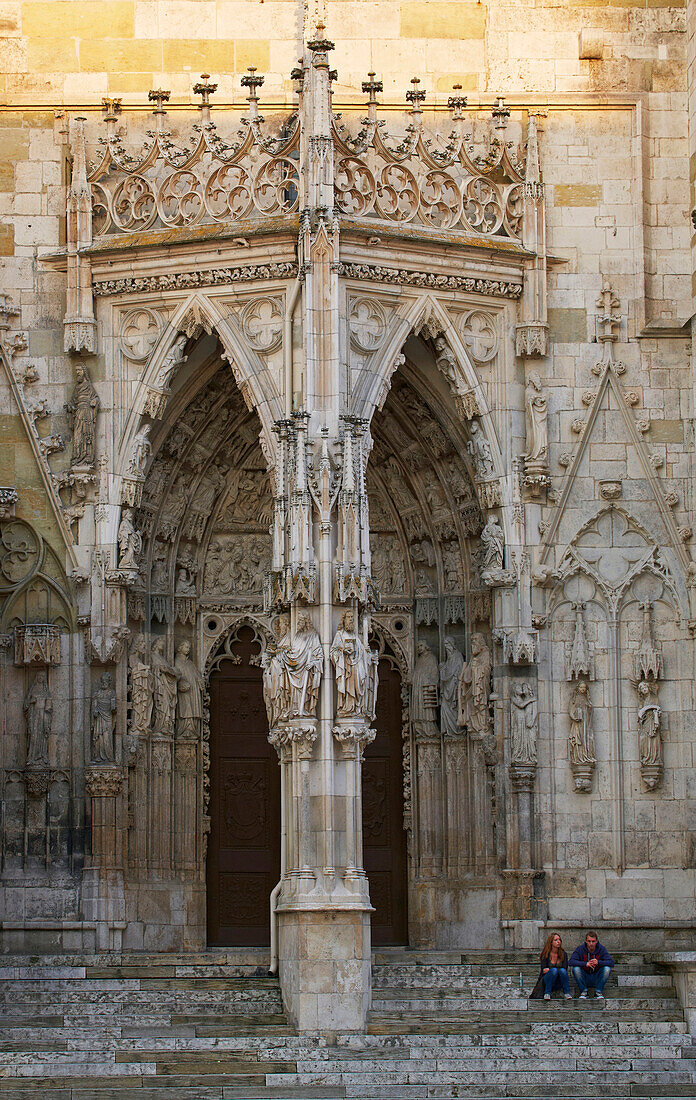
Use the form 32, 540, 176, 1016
530, 932, 572, 1001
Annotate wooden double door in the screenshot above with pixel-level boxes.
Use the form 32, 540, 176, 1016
207, 639, 407, 946
207, 627, 280, 946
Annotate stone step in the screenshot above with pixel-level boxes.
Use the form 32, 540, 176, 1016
367, 1014, 686, 1035
0, 976, 280, 991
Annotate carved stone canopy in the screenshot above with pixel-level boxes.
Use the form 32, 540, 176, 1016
14, 624, 62, 666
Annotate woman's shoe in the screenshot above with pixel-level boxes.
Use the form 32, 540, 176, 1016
564, 993, 572, 999
543, 993, 551, 1000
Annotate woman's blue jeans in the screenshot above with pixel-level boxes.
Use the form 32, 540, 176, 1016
543, 966, 571, 995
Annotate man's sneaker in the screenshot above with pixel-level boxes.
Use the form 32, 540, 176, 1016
579, 990, 588, 999
595, 991, 604, 1000
543, 993, 551, 1000
564, 993, 572, 999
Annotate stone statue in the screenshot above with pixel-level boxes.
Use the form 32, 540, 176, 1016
118, 508, 142, 571
458, 632, 491, 739
262, 613, 292, 728
129, 633, 153, 735
175, 566, 196, 595
66, 363, 100, 468
174, 640, 204, 738
127, 424, 152, 479
467, 420, 494, 480
91, 670, 117, 762
479, 515, 504, 580
568, 680, 595, 766
150, 636, 178, 734
510, 681, 538, 766
412, 641, 439, 740
637, 679, 662, 768
24, 669, 52, 765
331, 610, 371, 718
286, 612, 323, 719
439, 637, 464, 737
524, 370, 548, 469
156, 333, 188, 390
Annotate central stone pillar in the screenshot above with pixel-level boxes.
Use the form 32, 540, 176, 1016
266, 415, 376, 1031
261, 26, 376, 1032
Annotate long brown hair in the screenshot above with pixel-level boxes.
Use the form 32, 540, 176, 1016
540, 932, 564, 962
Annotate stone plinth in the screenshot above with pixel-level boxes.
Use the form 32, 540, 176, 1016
277, 906, 371, 1032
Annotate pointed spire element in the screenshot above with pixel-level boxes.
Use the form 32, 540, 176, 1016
193, 73, 217, 122
362, 71, 383, 107
307, 20, 335, 59
342, 421, 355, 494
525, 112, 540, 186
492, 95, 510, 130
595, 277, 621, 351
448, 84, 467, 119
101, 97, 121, 130
148, 87, 170, 134
406, 76, 426, 113
241, 66, 264, 120
69, 115, 89, 199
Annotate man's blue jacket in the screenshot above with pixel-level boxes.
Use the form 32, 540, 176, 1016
569, 941, 615, 970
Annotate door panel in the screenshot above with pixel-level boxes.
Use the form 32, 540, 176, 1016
363, 658, 408, 945
207, 627, 280, 946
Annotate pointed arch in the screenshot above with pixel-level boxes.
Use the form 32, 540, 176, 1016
115, 291, 281, 487
355, 292, 504, 476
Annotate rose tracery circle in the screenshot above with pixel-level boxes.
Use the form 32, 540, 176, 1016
253, 158, 299, 214
334, 157, 376, 216
205, 164, 253, 221
157, 170, 204, 227
461, 176, 503, 235
375, 164, 419, 223
420, 170, 461, 229
112, 174, 157, 232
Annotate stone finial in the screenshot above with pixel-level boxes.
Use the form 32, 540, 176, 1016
492, 95, 510, 130
193, 73, 217, 108
596, 277, 620, 345
148, 87, 171, 114
362, 71, 383, 105
448, 84, 467, 118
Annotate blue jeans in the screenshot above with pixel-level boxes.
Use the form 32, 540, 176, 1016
543, 966, 570, 996
572, 965, 611, 994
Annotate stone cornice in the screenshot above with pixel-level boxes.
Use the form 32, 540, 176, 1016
337, 262, 523, 300
93, 262, 299, 297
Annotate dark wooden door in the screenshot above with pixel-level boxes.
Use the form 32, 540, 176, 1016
363, 658, 408, 945
207, 627, 280, 946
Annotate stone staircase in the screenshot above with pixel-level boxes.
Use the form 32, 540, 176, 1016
0, 949, 693, 1099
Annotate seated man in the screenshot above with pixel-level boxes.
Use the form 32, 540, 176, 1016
569, 930, 614, 1000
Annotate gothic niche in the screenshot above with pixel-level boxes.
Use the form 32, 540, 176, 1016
368, 361, 497, 879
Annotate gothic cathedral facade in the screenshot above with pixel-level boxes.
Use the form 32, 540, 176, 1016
0, 0, 695, 1031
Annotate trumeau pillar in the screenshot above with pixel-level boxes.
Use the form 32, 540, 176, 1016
264, 26, 373, 1033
